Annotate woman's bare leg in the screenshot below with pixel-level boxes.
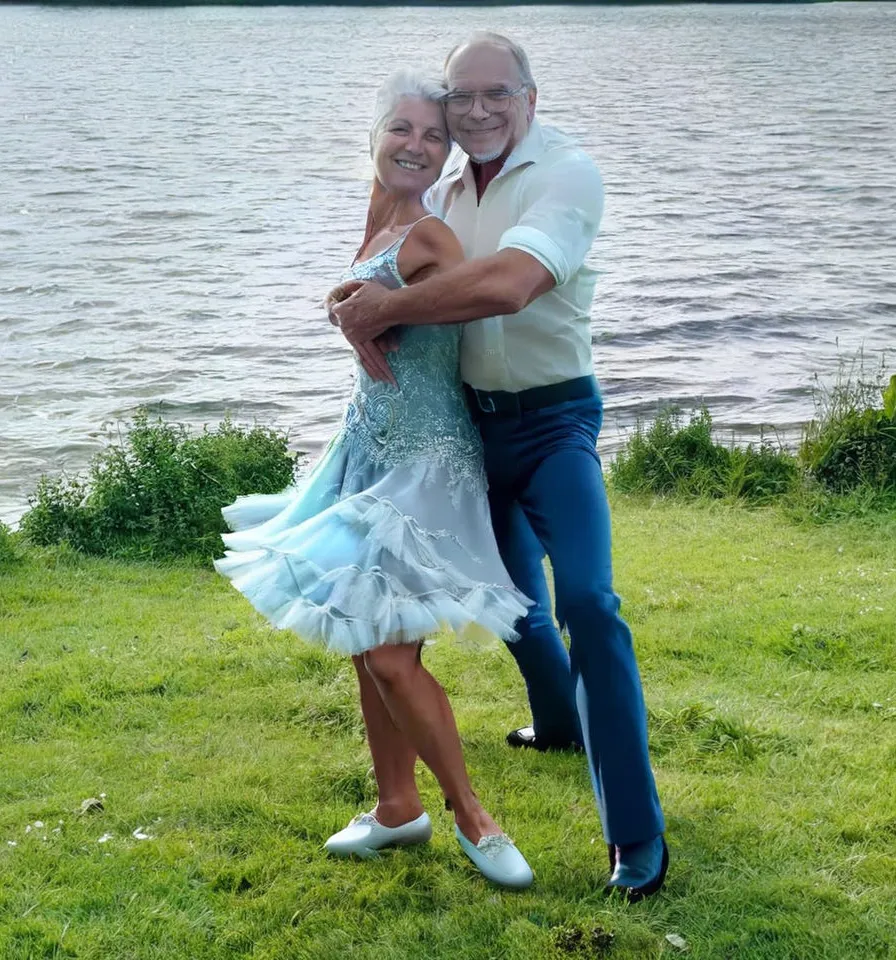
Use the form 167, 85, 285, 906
363, 642, 501, 843
351, 654, 423, 827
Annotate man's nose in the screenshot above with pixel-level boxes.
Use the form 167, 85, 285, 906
468, 97, 490, 121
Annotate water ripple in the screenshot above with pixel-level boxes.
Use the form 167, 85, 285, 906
1, 2, 895, 523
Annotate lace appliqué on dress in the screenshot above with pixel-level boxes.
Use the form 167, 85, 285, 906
338, 228, 488, 507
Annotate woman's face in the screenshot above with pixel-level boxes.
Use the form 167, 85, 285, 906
373, 96, 450, 196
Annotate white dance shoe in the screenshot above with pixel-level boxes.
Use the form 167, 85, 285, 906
324, 811, 432, 859
454, 825, 534, 889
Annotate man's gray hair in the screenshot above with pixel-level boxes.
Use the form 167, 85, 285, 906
443, 31, 536, 90
369, 67, 448, 155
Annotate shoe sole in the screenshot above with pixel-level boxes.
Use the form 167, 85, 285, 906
325, 844, 380, 860
506, 736, 584, 753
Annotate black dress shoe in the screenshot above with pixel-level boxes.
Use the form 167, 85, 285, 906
506, 726, 584, 753
604, 836, 669, 903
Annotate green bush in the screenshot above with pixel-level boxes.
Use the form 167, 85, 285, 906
609, 408, 798, 504
800, 373, 896, 494
20, 411, 298, 561
609, 408, 723, 497
0, 521, 22, 568
726, 443, 801, 503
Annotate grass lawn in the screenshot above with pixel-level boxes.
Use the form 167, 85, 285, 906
1, 499, 895, 959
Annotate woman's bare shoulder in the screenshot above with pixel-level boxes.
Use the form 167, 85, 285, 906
400, 215, 464, 280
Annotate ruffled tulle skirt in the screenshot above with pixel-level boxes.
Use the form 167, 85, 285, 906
214, 434, 531, 656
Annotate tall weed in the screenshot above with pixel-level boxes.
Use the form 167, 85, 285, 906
609, 408, 798, 504
800, 367, 896, 494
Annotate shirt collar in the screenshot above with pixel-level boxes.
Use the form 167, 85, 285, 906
499, 117, 548, 176
440, 118, 547, 195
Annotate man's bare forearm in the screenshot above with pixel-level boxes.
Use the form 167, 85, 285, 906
383, 250, 553, 328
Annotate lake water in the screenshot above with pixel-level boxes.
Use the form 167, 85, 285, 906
1, 2, 894, 526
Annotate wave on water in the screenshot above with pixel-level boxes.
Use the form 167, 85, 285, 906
1, 2, 895, 525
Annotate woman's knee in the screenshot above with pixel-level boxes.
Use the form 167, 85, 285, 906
363, 644, 420, 689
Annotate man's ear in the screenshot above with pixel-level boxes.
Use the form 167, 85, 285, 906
527, 87, 537, 123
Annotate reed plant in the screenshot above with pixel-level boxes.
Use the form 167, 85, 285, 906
800, 370, 896, 495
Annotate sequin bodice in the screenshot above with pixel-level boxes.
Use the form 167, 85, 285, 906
339, 228, 485, 494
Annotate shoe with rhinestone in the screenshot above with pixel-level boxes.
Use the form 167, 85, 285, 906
454, 824, 534, 888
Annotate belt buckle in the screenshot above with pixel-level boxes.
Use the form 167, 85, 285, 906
475, 391, 496, 414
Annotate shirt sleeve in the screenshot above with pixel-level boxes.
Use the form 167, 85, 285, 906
497, 151, 604, 287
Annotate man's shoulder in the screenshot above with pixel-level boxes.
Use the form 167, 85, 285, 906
510, 124, 604, 224
533, 123, 600, 174
517, 125, 603, 205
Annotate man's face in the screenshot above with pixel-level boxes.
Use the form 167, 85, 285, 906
444, 44, 535, 164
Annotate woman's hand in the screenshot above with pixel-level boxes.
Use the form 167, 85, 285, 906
324, 280, 361, 322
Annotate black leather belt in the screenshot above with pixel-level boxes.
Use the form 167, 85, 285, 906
464, 376, 599, 419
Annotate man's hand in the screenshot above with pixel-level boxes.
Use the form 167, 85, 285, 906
354, 337, 397, 386
331, 280, 393, 344
325, 280, 400, 384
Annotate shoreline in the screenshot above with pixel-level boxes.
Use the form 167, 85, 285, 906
0, 405, 827, 531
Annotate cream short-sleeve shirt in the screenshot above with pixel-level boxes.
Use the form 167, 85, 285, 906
426, 119, 604, 393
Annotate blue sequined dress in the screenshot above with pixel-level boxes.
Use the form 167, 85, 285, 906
214, 223, 531, 655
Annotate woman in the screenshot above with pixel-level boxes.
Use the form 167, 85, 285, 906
215, 69, 533, 889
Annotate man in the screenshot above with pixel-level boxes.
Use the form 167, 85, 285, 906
331, 31, 668, 900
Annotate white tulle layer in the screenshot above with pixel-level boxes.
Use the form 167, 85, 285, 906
214, 446, 531, 656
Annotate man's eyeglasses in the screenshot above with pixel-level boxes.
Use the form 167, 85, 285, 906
442, 85, 528, 116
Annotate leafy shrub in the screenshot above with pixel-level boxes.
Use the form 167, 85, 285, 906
800, 373, 896, 495
609, 408, 798, 504
20, 411, 298, 560
0, 521, 22, 567
610, 408, 723, 497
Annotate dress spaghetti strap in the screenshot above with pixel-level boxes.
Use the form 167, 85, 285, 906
353, 214, 441, 268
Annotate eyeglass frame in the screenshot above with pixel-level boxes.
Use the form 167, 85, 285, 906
441, 84, 530, 116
